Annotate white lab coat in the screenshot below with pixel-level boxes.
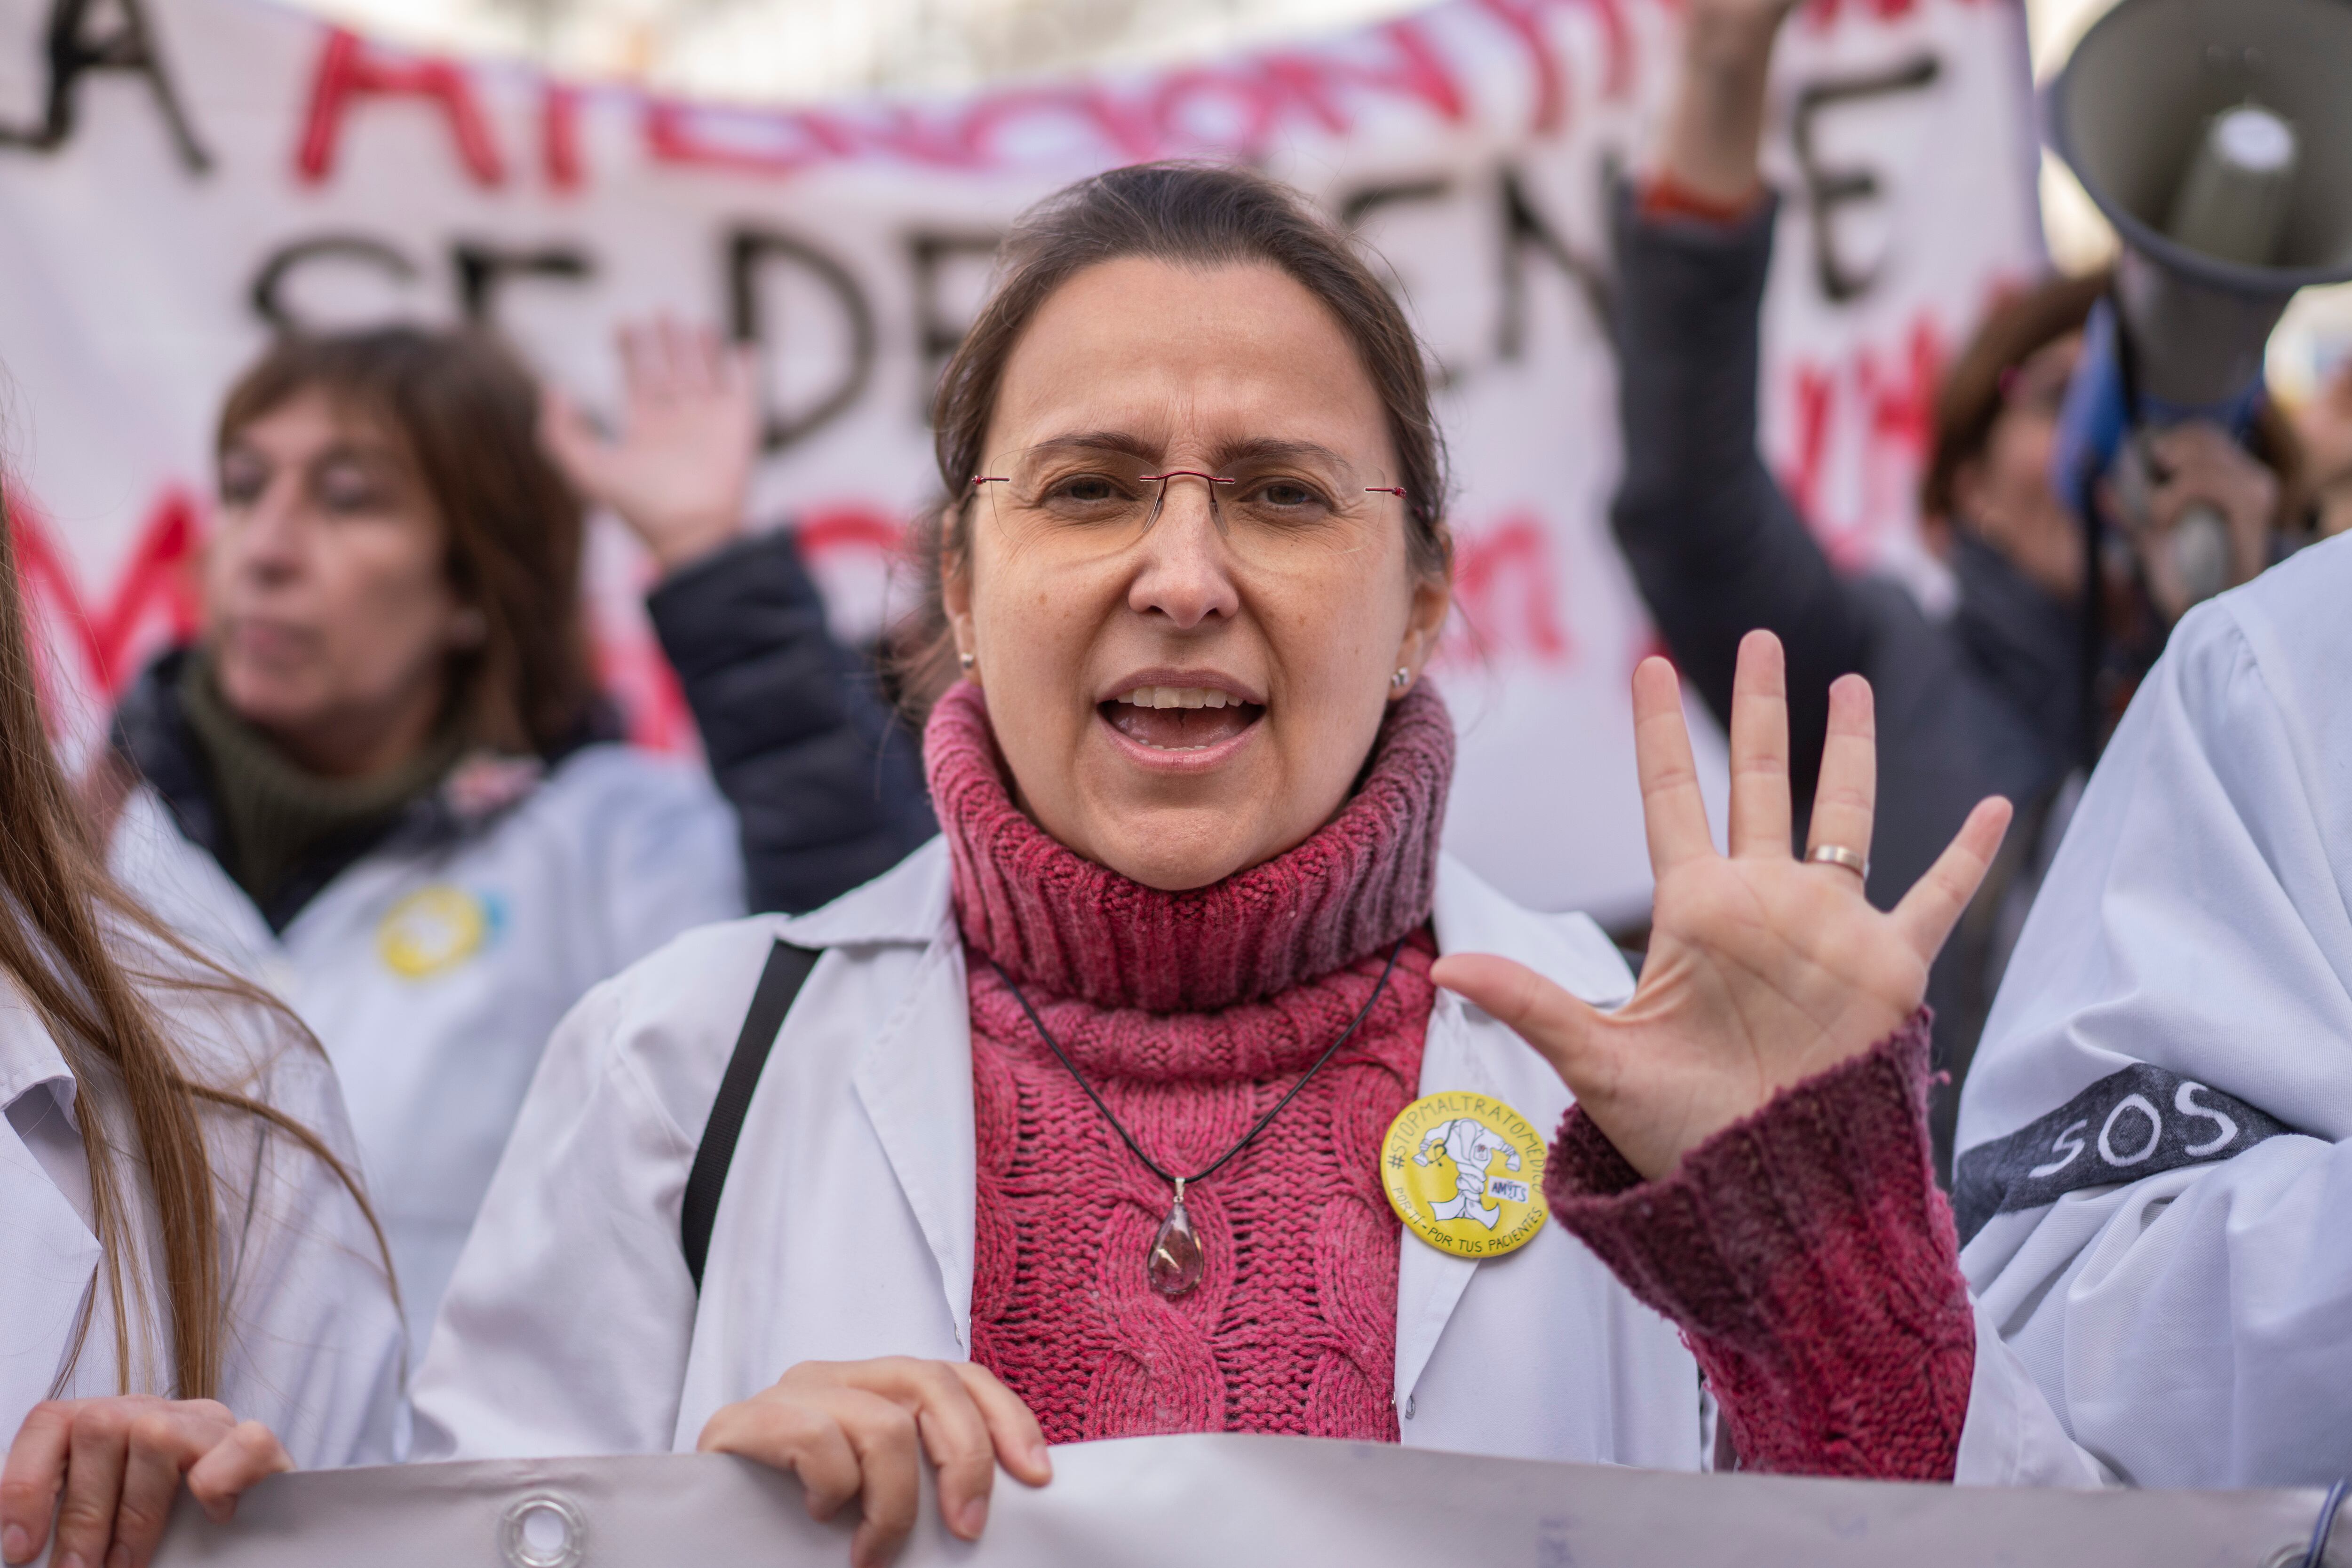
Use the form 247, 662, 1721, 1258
412, 841, 2089, 1482
1956, 532, 2352, 1488
0, 967, 404, 1466
106, 744, 745, 1350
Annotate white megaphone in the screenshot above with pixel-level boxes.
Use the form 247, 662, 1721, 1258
2047, 0, 2352, 607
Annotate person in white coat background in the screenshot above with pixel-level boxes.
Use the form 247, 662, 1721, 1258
0, 487, 404, 1568
1955, 528, 2352, 1488
94, 323, 929, 1351
390, 161, 2106, 1568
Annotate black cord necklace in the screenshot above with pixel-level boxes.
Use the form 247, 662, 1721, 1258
988, 935, 1407, 1299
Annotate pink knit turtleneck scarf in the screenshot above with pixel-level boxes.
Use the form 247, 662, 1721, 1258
925, 680, 1453, 1444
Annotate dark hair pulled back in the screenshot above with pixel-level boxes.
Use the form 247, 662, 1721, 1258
890, 161, 1451, 725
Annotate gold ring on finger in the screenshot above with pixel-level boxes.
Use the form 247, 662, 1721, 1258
1806, 843, 1868, 880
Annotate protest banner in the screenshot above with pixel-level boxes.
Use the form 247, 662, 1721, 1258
0, 0, 2042, 918
151, 1433, 2348, 1568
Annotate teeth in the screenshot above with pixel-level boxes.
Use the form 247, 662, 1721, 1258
1116, 686, 1239, 710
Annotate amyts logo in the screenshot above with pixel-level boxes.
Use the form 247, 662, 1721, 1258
1381, 1092, 1548, 1259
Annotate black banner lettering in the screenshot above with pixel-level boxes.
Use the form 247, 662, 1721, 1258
1791, 54, 1940, 305
906, 228, 1000, 421
1494, 161, 1608, 364
0, 0, 209, 171
1338, 174, 1460, 387
453, 240, 594, 324
727, 225, 875, 454
249, 234, 418, 332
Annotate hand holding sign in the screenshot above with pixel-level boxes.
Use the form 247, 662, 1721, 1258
696, 1358, 1050, 1568
0, 1396, 291, 1568
1433, 632, 2012, 1181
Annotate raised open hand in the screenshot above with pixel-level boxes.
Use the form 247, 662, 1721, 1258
1682, 0, 1806, 58
1433, 632, 2011, 1180
539, 316, 760, 573
1657, 0, 1805, 206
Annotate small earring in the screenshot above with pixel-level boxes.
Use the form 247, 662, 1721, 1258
1391, 666, 1411, 689
959, 650, 976, 671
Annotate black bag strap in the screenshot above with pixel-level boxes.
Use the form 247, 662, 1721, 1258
682, 939, 820, 1292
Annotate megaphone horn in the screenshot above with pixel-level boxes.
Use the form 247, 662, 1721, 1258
2050, 0, 2352, 409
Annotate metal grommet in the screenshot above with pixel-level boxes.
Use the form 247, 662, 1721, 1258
501, 1494, 587, 1568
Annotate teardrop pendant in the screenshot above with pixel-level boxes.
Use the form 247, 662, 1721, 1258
1146, 1189, 1204, 1299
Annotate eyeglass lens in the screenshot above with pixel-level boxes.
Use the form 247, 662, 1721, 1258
970, 443, 1404, 568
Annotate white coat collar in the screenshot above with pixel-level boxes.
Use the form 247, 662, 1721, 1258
778, 840, 972, 1344
1391, 855, 1633, 1405
0, 976, 102, 1439
0, 976, 78, 1127
776, 836, 954, 950
775, 839, 1633, 1387
1430, 855, 1636, 1009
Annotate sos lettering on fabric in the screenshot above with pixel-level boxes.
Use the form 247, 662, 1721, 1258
1953, 1063, 2296, 1242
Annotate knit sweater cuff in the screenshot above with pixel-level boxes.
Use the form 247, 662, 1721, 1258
1543, 1012, 1974, 1480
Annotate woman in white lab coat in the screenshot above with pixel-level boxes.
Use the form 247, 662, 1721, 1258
409, 162, 2091, 1566
98, 323, 927, 1347
0, 492, 404, 1568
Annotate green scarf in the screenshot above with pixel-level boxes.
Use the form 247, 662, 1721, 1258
177, 654, 466, 909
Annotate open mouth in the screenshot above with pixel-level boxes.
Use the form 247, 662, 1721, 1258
1101, 685, 1266, 752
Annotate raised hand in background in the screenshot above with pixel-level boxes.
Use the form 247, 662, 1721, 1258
540, 317, 762, 574
1654, 0, 1807, 207
1435, 632, 2011, 1180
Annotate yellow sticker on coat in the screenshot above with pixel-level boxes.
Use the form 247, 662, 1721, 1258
377, 886, 489, 979
1381, 1092, 1548, 1258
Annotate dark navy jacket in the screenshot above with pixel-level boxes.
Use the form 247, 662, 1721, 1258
645, 529, 936, 914
1607, 186, 2082, 1173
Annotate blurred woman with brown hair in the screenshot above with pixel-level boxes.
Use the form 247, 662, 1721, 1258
0, 482, 403, 1568
96, 324, 926, 1349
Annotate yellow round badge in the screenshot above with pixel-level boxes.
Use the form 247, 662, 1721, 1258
1381, 1092, 1548, 1259
377, 886, 489, 980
